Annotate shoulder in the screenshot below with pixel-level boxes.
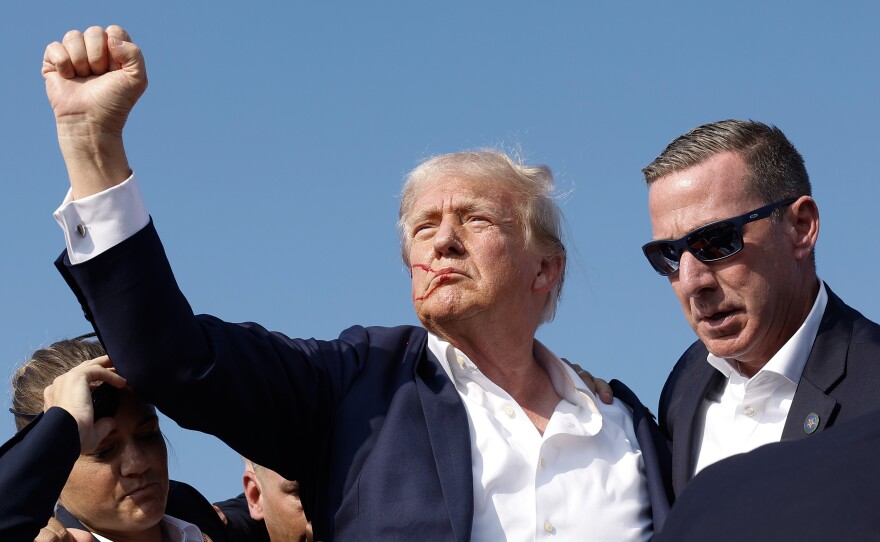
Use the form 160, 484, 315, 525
165, 481, 231, 542
823, 285, 880, 343
338, 325, 429, 362
661, 340, 708, 397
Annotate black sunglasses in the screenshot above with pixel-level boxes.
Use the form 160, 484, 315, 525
642, 198, 798, 276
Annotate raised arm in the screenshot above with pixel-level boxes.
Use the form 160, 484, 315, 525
43, 25, 147, 198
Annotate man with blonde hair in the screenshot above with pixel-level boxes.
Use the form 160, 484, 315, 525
44, 25, 670, 541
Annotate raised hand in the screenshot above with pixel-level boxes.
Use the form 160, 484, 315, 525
42, 25, 147, 198
42, 355, 127, 454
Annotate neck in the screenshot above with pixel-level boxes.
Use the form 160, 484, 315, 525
431, 319, 561, 433
736, 277, 821, 378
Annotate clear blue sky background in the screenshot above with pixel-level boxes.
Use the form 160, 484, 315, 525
2, 2, 878, 503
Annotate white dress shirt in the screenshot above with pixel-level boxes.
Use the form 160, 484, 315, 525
429, 334, 651, 542
56, 175, 652, 541
91, 514, 205, 542
693, 282, 828, 475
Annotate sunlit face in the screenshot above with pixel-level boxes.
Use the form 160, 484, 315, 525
648, 151, 805, 365
58, 389, 168, 539
245, 466, 312, 542
405, 176, 549, 333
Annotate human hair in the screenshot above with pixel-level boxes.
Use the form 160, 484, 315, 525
643, 120, 811, 221
398, 149, 567, 323
10, 337, 105, 431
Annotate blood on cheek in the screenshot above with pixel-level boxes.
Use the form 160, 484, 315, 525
411, 264, 453, 301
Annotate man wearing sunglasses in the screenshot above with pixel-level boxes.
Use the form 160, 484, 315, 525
641, 119, 880, 498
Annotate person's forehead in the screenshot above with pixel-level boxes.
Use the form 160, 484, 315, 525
412, 176, 515, 211
648, 155, 757, 236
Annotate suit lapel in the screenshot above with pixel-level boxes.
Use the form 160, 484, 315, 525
414, 348, 473, 542
609, 380, 672, 531
782, 287, 851, 440
54, 505, 99, 542
672, 362, 722, 495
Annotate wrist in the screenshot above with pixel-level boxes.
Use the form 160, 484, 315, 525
56, 118, 132, 198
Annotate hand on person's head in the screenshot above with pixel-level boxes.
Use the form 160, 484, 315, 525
42, 355, 127, 453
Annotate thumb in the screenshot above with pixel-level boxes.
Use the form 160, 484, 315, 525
105, 35, 148, 102
107, 36, 145, 77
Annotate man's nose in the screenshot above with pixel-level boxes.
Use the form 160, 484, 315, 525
675, 251, 718, 297
433, 217, 465, 256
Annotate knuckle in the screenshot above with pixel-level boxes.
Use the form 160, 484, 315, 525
63, 29, 83, 42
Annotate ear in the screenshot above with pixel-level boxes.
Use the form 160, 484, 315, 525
533, 253, 563, 293
243, 471, 265, 520
788, 196, 819, 262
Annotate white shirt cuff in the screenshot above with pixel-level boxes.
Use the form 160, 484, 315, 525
53, 174, 150, 265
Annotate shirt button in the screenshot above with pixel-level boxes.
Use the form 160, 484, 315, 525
75, 223, 87, 237
743, 405, 756, 417
503, 405, 515, 418
544, 520, 554, 533
455, 355, 466, 368
540, 457, 546, 468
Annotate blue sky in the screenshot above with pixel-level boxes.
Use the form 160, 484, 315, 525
2, 2, 878, 503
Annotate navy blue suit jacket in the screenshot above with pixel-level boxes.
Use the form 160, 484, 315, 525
653, 408, 880, 542
56, 222, 671, 541
658, 284, 880, 496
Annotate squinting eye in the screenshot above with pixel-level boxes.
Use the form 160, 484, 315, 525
412, 223, 435, 236
89, 446, 116, 461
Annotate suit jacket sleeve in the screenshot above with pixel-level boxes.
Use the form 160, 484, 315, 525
56, 221, 371, 490
0, 408, 80, 541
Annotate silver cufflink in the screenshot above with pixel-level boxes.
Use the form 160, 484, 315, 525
76, 223, 87, 237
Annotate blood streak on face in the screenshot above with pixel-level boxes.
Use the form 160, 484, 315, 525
411, 264, 457, 301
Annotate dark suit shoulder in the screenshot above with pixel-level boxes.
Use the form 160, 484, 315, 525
658, 340, 708, 432
654, 409, 880, 542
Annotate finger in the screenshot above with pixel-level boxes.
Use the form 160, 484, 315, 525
66, 529, 94, 542
61, 30, 91, 78
105, 25, 133, 71
594, 378, 614, 404
83, 26, 109, 75
34, 517, 66, 542
106, 25, 132, 43
43, 42, 75, 78
79, 365, 128, 389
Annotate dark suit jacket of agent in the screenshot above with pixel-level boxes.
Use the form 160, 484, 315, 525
653, 408, 880, 542
0, 407, 264, 542
56, 222, 673, 541
659, 284, 880, 496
